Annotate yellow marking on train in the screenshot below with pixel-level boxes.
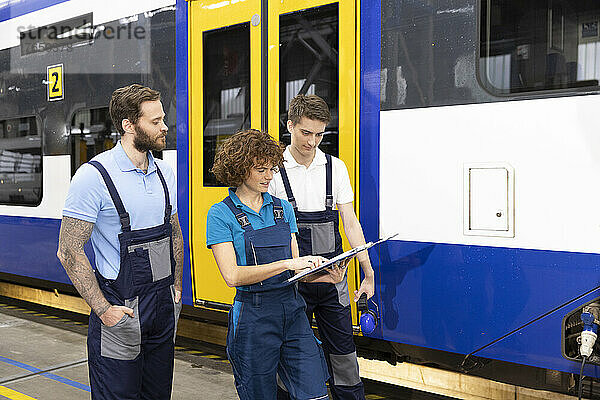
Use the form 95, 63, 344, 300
0, 386, 38, 400
46, 63, 64, 101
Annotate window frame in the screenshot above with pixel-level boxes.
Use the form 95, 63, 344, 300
68, 106, 120, 176
0, 114, 43, 207
476, 0, 600, 98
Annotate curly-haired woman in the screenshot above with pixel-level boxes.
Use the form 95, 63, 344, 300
206, 129, 330, 400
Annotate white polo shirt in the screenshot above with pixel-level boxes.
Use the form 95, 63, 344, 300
269, 147, 354, 211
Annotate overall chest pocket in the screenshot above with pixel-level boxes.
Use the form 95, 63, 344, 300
249, 242, 290, 266
128, 236, 172, 285
298, 221, 335, 256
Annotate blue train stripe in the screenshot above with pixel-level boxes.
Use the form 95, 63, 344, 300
375, 239, 600, 376
0, 0, 70, 23
0, 355, 90, 392
175, 0, 193, 306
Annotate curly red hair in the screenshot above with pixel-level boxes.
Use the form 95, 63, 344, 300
210, 129, 285, 187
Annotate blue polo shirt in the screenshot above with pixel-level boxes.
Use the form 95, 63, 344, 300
62, 141, 177, 279
206, 188, 298, 267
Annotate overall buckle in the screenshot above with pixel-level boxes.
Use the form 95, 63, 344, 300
325, 196, 334, 209
273, 208, 284, 220
120, 214, 131, 231
236, 214, 250, 227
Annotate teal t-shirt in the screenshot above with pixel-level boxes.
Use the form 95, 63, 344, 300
206, 188, 298, 267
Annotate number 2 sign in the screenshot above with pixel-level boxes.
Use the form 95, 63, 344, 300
47, 64, 64, 101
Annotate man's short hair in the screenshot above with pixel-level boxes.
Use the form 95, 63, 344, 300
109, 84, 161, 134
288, 94, 331, 125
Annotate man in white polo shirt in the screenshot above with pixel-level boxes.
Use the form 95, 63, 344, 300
269, 94, 374, 400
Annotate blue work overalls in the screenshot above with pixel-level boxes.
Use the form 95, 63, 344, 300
222, 194, 329, 400
278, 154, 365, 400
87, 160, 181, 400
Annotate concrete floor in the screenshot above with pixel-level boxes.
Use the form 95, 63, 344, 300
0, 299, 455, 400
0, 303, 237, 400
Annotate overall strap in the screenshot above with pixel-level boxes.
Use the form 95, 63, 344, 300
88, 160, 131, 232
278, 165, 297, 210
325, 154, 333, 210
223, 196, 253, 232
271, 196, 285, 223
155, 164, 172, 224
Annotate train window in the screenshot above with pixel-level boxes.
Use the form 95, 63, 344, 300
480, 0, 600, 94
70, 107, 118, 175
70, 107, 166, 175
279, 3, 339, 157
203, 23, 251, 187
0, 116, 42, 206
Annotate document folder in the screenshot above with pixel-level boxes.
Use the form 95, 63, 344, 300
287, 234, 398, 283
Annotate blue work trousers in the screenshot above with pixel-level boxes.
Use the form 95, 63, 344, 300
227, 286, 329, 400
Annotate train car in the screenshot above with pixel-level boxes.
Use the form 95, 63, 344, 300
1, 0, 600, 397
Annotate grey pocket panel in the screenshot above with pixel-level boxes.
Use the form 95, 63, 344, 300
170, 285, 183, 343
329, 351, 361, 386
128, 237, 172, 282
334, 274, 350, 307
101, 297, 141, 360
298, 221, 335, 255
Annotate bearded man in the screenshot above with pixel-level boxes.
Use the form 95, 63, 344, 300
57, 84, 184, 399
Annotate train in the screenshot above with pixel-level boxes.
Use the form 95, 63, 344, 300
0, 0, 600, 396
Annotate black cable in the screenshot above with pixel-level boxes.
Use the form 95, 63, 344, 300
579, 356, 587, 400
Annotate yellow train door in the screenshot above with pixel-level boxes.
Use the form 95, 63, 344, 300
189, 0, 263, 307
189, 0, 359, 321
267, 0, 359, 323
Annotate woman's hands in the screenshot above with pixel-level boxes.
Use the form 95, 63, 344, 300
304, 257, 350, 284
288, 255, 327, 271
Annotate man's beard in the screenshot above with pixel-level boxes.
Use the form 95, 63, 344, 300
133, 125, 166, 152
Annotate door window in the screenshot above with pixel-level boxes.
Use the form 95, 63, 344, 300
203, 23, 251, 186
279, 3, 339, 157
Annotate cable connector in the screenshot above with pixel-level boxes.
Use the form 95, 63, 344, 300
580, 312, 598, 358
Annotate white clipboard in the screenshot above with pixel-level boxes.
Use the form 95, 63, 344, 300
287, 234, 398, 283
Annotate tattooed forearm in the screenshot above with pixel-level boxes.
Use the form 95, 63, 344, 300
171, 213, 184, 291
56, 216, 110, 317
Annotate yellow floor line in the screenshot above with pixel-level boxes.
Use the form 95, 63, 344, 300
32, 314, 45, 317
21, 311, 37, 314
0, 386, 38, 400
